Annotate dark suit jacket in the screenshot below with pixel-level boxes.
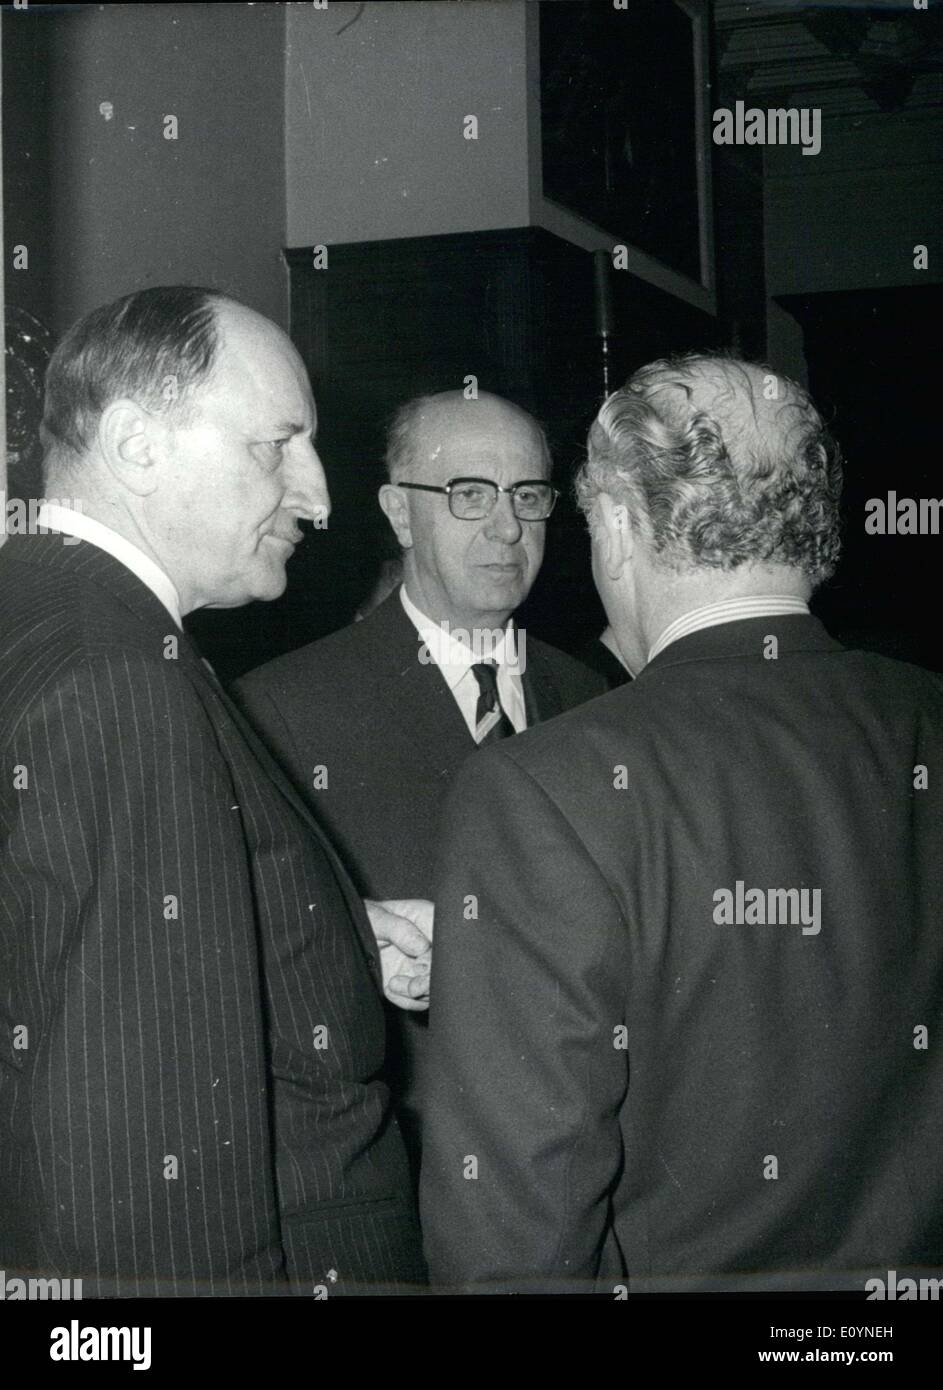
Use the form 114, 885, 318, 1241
0, 534, 423, 1297
235, 588, 607, 901
236, 589, 606, 1174
420, 615, 943, 1292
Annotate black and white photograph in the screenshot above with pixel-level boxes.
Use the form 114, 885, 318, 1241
1, 0, 941, 1367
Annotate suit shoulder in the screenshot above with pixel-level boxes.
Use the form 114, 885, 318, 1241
838, 647, 943, 710
0, 636, 205, 761
1, 551, 173, 654
237, 613, 383, 701
845, 645, 943, 683
446, 708, 621, 848
1, 564, 175, 688
485, 682, 630, 783
236, 597, 417, 717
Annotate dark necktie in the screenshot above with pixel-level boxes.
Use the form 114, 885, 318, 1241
471, 660, 515, 744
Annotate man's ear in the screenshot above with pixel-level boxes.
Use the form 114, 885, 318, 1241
379, 483, 414, 549
97, 399, 158, 497
596, 492, 635, 580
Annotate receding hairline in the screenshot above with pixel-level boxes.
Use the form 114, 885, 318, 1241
204, 299, 309, 391
40, 288, 259, 479
415, 389, 541, 429
387, 390, 550, 481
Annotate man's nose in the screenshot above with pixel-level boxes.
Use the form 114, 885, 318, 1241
285, 441, 331, 524
485, 491, 523, 542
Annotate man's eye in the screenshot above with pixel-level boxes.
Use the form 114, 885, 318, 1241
255, 439, 288, 466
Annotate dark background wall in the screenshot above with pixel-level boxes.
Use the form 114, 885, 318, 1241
785, 284, 941, 673
4, 0, 942, 678
747, 2, 943, 672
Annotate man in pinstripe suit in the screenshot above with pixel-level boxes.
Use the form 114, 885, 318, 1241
0, 287, 426, 1296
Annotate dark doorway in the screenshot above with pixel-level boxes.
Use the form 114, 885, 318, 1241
780, 285, 941, 673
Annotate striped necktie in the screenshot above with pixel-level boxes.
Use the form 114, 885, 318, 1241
471, 660, 515, 744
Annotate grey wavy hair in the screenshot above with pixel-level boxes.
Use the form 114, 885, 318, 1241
575, 353, 843, 585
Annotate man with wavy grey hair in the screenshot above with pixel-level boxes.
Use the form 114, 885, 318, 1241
578, 353, 843, 674
421, 353, 943, 1293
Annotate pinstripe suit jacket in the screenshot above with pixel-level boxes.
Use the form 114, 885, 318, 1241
0, 533, 424, 1296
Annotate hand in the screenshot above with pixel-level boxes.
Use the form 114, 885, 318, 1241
364, 898, 434, 1011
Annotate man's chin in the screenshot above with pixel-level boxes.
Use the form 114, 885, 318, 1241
474, 576, 526, 611
204, 570, 288, 610
252, 571, 289, 604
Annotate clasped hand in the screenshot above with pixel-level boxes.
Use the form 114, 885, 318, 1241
364, 898, 434, 1011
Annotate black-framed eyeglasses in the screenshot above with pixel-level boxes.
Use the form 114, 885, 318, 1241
397, 477, 560, 521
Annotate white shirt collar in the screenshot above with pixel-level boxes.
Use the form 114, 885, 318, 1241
36, 503, 183, 629
399, 583, 523, 690
646, 595, 810, 666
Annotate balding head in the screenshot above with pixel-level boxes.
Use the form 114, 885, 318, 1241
385, 390, 549, 484
577, 353, 842, 585
42, 285, 227, 484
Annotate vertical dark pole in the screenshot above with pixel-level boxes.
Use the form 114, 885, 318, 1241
593, 248, 614, 400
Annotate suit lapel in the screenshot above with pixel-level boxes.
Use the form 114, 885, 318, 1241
178, 634, 382, 980
520, 639, 562, 727
367, 590, 477, 768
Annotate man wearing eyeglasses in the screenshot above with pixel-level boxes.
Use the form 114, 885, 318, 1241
236, 390, 606, 1171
